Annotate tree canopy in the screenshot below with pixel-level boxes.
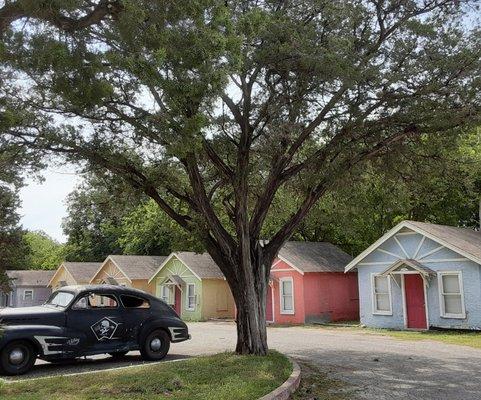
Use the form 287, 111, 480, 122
2, 0, 481, 354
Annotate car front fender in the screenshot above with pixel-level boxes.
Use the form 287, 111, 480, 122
0, 325, 82, 357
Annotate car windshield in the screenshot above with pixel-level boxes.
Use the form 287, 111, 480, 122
46, 291, 75, 307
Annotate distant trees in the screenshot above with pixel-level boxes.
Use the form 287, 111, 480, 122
23, 231, 65, 270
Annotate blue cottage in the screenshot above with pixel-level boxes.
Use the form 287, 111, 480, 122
345, 220, 481, 330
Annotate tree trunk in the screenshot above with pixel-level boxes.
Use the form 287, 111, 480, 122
233, 270, 269, 355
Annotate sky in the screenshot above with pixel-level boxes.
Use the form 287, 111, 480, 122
19, 167, 80, 243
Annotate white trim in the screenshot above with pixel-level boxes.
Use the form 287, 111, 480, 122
279, 277, 295, 315
23, 289, 34, 301
424, 278, 430, 328
90, 256, 132, 284
394, 236, 410, 258
418, 245, 444, 260
274, 256, 305, 275
345, 220, 481, 272
412, 235, 426, 259
395, 231, 418, 236
358, 262, 393, 266
186, 283, 196, 311
371, 273, 392, 315
266, 286, 275, 323
401, 275, 407, 327
271, 268, 297, 272
437, 271, 466, 319
421, 258, 469, 263
376, 248, 403, 258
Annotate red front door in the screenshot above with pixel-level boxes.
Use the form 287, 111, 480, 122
266, 285, 274, 322
404, 274, 427, 329
174, 286, 181, 315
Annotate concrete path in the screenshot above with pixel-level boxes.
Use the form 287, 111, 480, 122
6, 322, 481, 400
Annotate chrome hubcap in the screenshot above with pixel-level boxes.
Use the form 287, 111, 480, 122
9, 348, 25, 365
150, 338, 162, 352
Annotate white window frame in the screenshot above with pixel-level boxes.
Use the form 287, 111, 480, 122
23, 289, 34, 301
186, 283, 196, 311
160, 285, 171, 303
438, 271, 466, 319
371, 273, 392, 315
279, 277, 295, 315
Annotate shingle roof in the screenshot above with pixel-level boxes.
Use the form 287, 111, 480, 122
406, 221, 481, 262
63, 262, 103, 283
6, 270, 55, 287
175, 252, 225, 279
278, 241, 353, 273
109, 255, 167, 280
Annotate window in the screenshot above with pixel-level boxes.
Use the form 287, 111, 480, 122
23, 290, 33, 301
186, 284, 196, 311
160, 285, 171, 303
72, 293, 118, 309
438, 272, 465, 318
46, 291, 75, 307
372, 274, 392, 315
121, 295, 150, 308
280, 278, 294, 314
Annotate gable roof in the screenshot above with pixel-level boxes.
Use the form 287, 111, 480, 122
379, 259, 436, 278
175, 252, 225, 279
62, 262, 103, 283
277, 241, 353, 273
345, 220, 481, 272
6, 270, 55, 287
149, 252, 224, 282
104, 255, 167, 281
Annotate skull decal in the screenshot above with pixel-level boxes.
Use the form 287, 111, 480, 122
91, 317, 119, 340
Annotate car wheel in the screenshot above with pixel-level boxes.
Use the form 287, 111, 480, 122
109, 351, 129, 359
0, 341, 37, 375
140, 329, 170, 361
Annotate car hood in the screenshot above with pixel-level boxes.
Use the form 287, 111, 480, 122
0, 305, 65, 326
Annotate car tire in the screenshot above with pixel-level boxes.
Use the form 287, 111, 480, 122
140, 329, 170, 361
109, 351, 129, 359
0, 341, 37, 375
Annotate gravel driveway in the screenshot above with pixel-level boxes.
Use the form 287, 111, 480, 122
4, 321, 481, 400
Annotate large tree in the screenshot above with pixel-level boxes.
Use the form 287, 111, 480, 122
2, 0, 481, 354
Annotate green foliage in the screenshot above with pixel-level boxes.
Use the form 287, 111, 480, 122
23, 231, 65, 270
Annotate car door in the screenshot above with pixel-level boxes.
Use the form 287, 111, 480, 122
119, 294, 152, 347
66, 292, 127, 355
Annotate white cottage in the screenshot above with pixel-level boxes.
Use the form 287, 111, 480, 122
345, 220, 481, 330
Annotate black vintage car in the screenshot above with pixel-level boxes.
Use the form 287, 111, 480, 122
0, 285, 190, 375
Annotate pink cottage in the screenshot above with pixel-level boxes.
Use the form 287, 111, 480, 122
266, 242, 359, 324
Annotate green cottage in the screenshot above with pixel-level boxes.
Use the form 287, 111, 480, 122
149, 252, 235, 321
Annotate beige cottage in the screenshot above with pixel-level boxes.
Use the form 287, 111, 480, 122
48, 262, 102, 289
90, 255, 166, 295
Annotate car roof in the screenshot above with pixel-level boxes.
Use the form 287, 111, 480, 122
55, 284, 155, 299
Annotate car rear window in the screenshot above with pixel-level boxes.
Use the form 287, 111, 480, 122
121, 295, 150, 309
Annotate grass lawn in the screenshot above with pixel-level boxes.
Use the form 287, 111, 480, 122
320, 322, 481, 349
0, 351, 292, 400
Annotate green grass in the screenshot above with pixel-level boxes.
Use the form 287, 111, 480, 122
369, 328, 481, 348
317, 322, 481, 349
0, 351, 292, 400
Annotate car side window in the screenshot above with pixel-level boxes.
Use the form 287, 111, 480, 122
120, 295, 150, 309
72, 293, 118, 309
